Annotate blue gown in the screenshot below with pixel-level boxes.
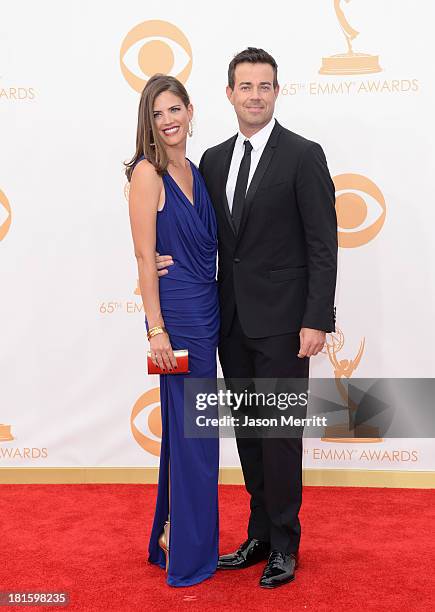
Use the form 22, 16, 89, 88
147, 159, 220, 587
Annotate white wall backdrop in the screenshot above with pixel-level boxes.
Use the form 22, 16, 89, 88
1, 1, 434, 474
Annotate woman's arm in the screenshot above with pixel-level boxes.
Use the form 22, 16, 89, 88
128, 160, 177, 371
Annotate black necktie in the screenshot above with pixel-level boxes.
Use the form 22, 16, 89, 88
231, 139, 253, 232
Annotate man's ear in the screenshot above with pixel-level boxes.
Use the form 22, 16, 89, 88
226, 85, 234, 104
274, 84, 280, 98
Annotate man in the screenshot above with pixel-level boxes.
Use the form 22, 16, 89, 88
158, 47, 337, 588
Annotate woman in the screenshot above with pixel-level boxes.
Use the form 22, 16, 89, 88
125, 74, 219, 587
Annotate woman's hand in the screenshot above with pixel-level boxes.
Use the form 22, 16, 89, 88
149, 332, 178, 371
155, 251, 174, 277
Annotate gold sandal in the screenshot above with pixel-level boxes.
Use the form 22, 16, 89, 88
158, 520, 170, 571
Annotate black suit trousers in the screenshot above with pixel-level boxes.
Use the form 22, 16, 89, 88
218, 309, 309, 554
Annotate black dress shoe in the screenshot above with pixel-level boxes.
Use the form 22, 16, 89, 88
218, 538, 270, 569
259, 551, 298, 588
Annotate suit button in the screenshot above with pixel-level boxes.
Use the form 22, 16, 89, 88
233, 258, 241, 263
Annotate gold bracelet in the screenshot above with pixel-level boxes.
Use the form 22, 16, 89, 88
147, 326, 167, 341
148, 329, 165, 339
148, 329, 165, 340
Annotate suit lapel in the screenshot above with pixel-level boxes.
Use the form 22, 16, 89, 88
220, 135, 237, 235
236, 121, 282, 243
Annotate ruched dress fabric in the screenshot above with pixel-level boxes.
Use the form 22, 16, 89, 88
146, 159, 220, 587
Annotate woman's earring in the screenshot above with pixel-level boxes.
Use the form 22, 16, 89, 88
188, 121, 193, 137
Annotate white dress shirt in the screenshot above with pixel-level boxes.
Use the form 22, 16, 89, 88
226, 117, 276, 212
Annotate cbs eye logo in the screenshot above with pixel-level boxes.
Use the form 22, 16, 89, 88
120, 20, 193, 93
130, 387, 162, 456
0, 190, 12, 241
333, 174, 386, 248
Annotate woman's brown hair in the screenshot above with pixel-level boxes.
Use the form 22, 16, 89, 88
124, 74, 191, 181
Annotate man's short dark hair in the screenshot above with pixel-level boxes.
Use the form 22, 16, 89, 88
228, 47, 278, 90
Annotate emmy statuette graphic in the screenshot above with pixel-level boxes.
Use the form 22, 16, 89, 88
0, 424, 14, 442
319, 0, 382, 75
321, 329, 382, 443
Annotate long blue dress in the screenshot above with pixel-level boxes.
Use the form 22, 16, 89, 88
146, 159, 220, 587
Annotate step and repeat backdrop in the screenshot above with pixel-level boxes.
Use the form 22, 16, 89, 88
1, 1, 434, 477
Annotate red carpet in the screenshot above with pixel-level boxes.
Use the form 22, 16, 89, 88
0, 484, 434, 611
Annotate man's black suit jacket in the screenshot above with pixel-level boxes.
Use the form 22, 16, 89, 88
199, 120, 337, 339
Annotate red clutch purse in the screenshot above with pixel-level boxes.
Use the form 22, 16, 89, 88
147, 349, 189, 374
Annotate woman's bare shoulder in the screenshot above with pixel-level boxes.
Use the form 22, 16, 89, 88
131, 158, 162, 187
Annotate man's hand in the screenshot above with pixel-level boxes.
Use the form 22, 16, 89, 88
156, 252, 174, 277
298, 328, 326, 358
